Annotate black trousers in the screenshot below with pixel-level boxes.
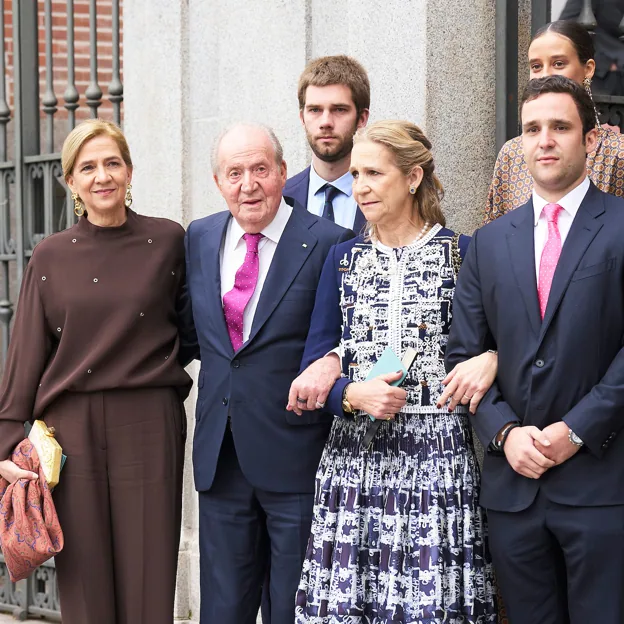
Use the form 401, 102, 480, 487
488, 489, 624, 624
198, 425, 313, 624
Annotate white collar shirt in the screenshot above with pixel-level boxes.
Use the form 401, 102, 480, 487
220, 198, 292, 343
532, 176, 590, 280
306, 165, 357, 230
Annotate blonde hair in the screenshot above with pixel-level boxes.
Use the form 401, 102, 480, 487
298, 55, 370, 116
61, 119, 132, 182
354, 120, 445, 236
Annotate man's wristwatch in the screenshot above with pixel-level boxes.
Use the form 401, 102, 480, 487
568, 428, 584, 447
342, 383, 355, 414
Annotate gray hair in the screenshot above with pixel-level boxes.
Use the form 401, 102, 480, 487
211, 122, 284, 176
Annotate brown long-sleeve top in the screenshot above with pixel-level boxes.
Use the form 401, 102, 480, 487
0, 208, 193, 460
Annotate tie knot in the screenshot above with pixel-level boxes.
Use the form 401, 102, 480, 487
243, 232, 263, 253
543, 203, 562, 223
321, 183, 340, 203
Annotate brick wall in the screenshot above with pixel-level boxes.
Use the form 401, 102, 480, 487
3, 0, 124, 123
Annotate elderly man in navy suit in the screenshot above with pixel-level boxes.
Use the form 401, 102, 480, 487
283, 55, 369, 233
185, 123, 352, 624
446, 75, 624, 623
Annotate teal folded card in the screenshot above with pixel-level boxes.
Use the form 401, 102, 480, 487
365, 346, 408, 421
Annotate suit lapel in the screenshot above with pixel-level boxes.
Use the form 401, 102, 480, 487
199, 213, 234, 357
245, 209, 317, 347
506, 201, 541, 337
283, 168, 310, 208
538, 184, 605, 343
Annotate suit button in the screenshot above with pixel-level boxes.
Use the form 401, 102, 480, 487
535, 359, 545, 368
222, 398, 229, 406
232, 360, 240, 369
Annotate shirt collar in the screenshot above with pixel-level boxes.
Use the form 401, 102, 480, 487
309, 165, 354, 197
532, 176, 590, 225
229, 198, 293, 248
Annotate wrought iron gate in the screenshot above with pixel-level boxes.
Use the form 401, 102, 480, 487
0, 0, 122, 619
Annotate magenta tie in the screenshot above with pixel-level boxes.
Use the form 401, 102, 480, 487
223, 233, 263, 351
538, 203, 563, 319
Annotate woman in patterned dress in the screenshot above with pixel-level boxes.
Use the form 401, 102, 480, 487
294, 120, 498, 623
485, 19, 624, 224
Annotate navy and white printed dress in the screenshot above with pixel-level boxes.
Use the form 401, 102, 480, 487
295, 226, 497, 623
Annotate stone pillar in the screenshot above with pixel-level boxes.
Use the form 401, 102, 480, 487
123, 3, 200, 622
123, 2, 498, 621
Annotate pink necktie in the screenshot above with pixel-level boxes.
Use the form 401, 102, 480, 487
538, 203, 563, 319
223, 233, 263, 351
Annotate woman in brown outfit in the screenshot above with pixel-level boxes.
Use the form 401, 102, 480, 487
0, 119, 194, 624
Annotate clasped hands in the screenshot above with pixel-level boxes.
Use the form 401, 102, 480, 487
502, 421, 582, 479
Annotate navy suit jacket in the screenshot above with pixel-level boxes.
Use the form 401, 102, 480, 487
283, 166, 367, 234
446, 183, 624, 512
185, 205, 353, 493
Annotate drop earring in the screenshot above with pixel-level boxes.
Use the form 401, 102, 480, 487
72, 193, 84, 217
125, 184, 133, 208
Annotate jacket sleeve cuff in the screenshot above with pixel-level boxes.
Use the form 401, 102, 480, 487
326, 377, 351, 418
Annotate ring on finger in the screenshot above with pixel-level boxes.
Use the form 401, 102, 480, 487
296, 397, 307, 404
463, 394, 472, 400
315, 401, 325, 409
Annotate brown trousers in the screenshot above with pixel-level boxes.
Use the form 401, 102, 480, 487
44, 387, 186, 624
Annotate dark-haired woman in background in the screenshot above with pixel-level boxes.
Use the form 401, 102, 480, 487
485, 19, 624, 223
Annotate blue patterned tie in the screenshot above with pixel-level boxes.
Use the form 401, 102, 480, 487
320, 184, 340, 223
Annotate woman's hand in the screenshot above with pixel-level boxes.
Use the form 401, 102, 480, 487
438, 351, 498, 414
0, 459, 38, 484
287, 354, 342, 415
347, 371, 407, 420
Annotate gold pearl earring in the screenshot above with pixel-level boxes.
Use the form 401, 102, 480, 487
72, 192, 84, 217
125, 184, 133, 208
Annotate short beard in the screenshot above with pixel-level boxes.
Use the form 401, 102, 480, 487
307, 121, 359, 163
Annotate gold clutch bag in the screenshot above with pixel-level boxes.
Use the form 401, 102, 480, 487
27, 420, 62, 488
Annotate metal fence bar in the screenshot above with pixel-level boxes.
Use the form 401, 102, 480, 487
0, 5, 9, 163
531, 0, 551, 37
578, 0, 598, 30
42, 0, 57, 154
86, 0, 103, 117
64, 0, 79, 131
11, 0, 25, 286
495, 0, 519, 150
110, 0, 123, 125
0, 1, 13, 360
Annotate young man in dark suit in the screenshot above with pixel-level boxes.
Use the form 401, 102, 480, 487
446, 75, 624, 623
283, 55, 369, 233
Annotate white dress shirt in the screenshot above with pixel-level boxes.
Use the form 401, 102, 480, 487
220, 199, 292, 343
533, 176, 590, 280
306, 165, 358, 229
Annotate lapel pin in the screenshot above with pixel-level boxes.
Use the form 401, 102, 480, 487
302, 243, 308, 248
